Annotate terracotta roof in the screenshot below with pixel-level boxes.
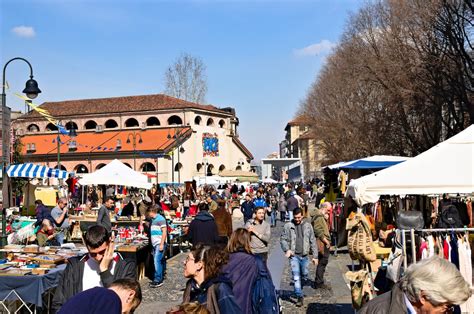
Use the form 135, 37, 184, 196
21, 94, 231, 119
20, 127, 191, 156
232, 137, 253, 160
285, 114, 312, 129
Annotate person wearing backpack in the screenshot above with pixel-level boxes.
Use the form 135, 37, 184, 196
280, 207, 318, 307
245, 207, 271, 263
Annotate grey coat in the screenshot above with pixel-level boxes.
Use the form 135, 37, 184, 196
280, 220, 318, 257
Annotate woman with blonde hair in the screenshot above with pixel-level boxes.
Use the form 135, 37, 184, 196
182, 245, 241, 313
222, 228, 259, 313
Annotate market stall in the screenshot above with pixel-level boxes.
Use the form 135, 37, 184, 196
347, 125, 474, 206
78, 159, 152, 189
0, 245, 84, 312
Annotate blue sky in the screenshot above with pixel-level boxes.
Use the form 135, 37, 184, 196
1, 0, 363, 162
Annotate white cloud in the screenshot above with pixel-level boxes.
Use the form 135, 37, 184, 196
11, 26, 36, 38
294, 39, 336, 57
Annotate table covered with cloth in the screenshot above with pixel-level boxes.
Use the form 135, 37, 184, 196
0, 264, 66, 308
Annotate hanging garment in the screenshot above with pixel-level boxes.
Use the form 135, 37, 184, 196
459, 236, 474, 313
419, 239, 429, 260
449, 234, 459, 269
467, 200, 473, 227
427, 235, 435, 258
443, 238, 450, 260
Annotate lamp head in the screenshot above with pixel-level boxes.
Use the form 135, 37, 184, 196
22, 78, 41, 99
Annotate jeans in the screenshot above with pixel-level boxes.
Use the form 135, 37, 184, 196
153, 244, 167, 283
56, 231, 65, 245
290, 255, 309, 297
288, 210, 294, 221
270, 210, 276, 226
315, 246, 330, 286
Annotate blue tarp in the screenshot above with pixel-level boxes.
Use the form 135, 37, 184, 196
340, 160, 405, 169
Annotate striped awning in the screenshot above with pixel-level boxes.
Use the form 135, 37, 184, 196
7, 163, 71, 179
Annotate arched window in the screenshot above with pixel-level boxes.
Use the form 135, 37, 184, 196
219, 120, 225, 128
174, 162, 183, 172
168, 115, 183, 125
194, 116, 202, 125
146, 117, 160, 126
65, 121, 78, 131
46, 123, 58, 131
105, 119, 118, 128
75, 164, 89, 174
141, 162, 156, 172
84, 120, 97, 130
236, 165, 242, 171
207, 118, 214, 126
27, 124, 40, 132
219, 165, 225, 172
125, 118, 139, 128
124, 163, 132, 169
96, 163, 106, 170
196, 163, 203, 172
207, 164, 214, 176
54, 165, 67, 171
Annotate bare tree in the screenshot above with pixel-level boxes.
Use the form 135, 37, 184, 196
164, 53, 208, 104
301, 0, 473, 163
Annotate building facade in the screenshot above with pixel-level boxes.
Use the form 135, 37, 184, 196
13, 94, 253, 183
283, 115, 324, 179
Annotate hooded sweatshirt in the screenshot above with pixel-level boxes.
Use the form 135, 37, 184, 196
188, 211, 219, 246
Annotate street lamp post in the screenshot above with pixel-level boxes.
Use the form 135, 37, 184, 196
203, 158, 208, 185
126, 131, 143, 170
57, 121, 77, 170
167, 127, 186, 183
1, 57, 41, 246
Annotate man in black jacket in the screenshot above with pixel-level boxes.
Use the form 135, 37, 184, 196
52, 225, 136, 312
187, 202, 219, 246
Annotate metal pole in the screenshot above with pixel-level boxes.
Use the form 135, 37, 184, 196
57, 129, 61, 170
155, 156, 159, 186
0, 93, 8, 247
171, 150, 175, 183
133, 138, 136, 170
410, 228, 416, 264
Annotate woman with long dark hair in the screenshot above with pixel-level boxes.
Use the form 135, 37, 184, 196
182, 245, 241, 313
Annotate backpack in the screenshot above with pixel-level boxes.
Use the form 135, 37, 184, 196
251, 256, 281, 314
437, 205, 464, 228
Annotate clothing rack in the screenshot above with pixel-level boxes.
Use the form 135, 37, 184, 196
398, 227, 474, 266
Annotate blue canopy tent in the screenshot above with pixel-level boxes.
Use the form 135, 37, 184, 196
7, 163, 72, 179
325, 155, 410, 170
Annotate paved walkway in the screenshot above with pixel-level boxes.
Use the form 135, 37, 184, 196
137, 209, 354, 314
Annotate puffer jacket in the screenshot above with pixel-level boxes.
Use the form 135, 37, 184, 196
280, 220, 318, 257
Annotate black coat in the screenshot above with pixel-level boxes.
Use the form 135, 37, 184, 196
52, 254, 136, 313
188, 211, 219, 246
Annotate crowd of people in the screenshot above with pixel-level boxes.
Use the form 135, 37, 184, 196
27, 178, 473, 313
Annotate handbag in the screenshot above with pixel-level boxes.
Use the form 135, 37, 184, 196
396, 210, 424, 230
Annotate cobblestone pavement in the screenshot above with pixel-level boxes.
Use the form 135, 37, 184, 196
137, 212, 354, 314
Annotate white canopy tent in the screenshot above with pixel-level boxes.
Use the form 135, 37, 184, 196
347, 125, 474, 206
79, 159, 152, 189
